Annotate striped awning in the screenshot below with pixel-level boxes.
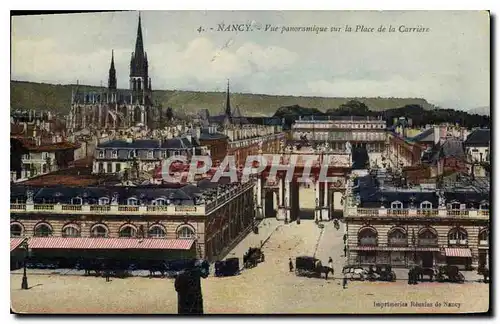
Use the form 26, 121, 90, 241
444, 248, 472, 258
351, 246, 440, 252
10, 237, 27, 252
27, 237, 195, 250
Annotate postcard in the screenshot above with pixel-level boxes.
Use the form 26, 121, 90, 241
10, 10, 490, 315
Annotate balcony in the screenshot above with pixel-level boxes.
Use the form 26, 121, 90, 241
387, 209, 409, 217
449, 239, 468, 246
447, 210, 469, 217
418, 238, 439, 247
359, 237, 378, 246
417, 209, 439, 217
388, 238, 408, 247
347, 207, 488, 219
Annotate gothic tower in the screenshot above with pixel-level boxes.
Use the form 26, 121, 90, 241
130, 14, 151, 104
224, 80, 232, 126
108, 50, 117, 103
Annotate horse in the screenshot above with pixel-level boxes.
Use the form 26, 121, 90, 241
411, 266, 437, 282
317, 266, 334, 280
148, 261, 167, 278
478, 267, 489, 283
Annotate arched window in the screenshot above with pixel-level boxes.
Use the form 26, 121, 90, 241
10, 223, 23, 237
480, 201, 489, 210
72, 197, 83, 205
391, 201, 403, 209
177, 225, 195, 239
90, 224, 108, 238
388, 228, 407, 246
149, 225, 166, 238
99, 197, 110, 205
418, 228, 438, 246
127, 197, 138, 206
62, 224, 80, 238
420, 201, 433, 209
448, 227, 468, 246
479, 229, 489, 245
358, 227, 378, 246
34, 223, 53, 237
153, 198, 166, 206
119, 224, 137, 238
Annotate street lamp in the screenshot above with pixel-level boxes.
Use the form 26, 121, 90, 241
412, 229, 416, 267
21, 240, 31, 290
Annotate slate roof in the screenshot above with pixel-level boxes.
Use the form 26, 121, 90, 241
465, 129, 490, 146
430, 139, 466, 163
98, 137, 195, 150
409, 128, 435, 142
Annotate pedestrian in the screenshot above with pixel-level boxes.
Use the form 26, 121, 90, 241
328, 257, 333, 271
105, 269, 110, 282
407, 269, 412, 285
344, 246, 347, 257
343, 275, 348, 289
289, 258, 294, 272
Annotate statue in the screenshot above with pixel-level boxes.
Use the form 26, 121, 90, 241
438, 191, 446, 208
111, 192, 119, 205
174, 259, 208, 314
345, 141, 352, 155
26, 190, 34, 204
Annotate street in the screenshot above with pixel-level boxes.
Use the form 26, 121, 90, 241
11, 220, 489, 314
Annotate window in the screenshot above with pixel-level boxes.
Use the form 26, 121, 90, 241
148, 151, 154, 159
418, 228, 438, 246
450, 202, 461, 210
98, 162, 104, 173
34, 223, 52, 237
479, 229, 488, 245
448, 228, 468, 246
154, 198, 166, 206
99, 197, 109, 205
115, 163, 121, 173
358, 227, 378, 246
177, 226, 195, 239
388, 228, 407, 246
127, 197, 138, 206
129, 150, 137, 158
420, 201, 433, 209
119, 225, 137, 238
149, 225, 166, 238
391, 201, 403, 209
90, 224, 108, 238
98, 150, 104, 158
72, 197, 83, 205
62, 225, 80, 237
107, 163, 112, 173
480, 202, 489, 210
10, 223, 23, 237
112, 150, 118, 158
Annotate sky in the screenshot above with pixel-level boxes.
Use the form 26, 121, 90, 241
11, 10, 490, 110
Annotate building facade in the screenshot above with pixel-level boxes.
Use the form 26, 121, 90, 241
344, 171, 490, 270
10, 180, 255, 262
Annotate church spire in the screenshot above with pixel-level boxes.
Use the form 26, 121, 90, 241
225, 79, 232, 119
135, 12, 144, 59
108, 50, 117, 90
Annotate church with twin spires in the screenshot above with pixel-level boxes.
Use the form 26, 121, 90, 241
69, 14, 157, 132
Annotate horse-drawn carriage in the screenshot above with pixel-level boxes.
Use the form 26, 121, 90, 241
215, 257, 240, 277
243, 247, 265, 268
342, 265, 367, 281
436, 265, 465, 283
366, 264, 397, 282
411, 266, 437, 282
295, 256, 333, 279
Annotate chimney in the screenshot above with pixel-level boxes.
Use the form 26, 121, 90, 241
126, 137, 133, 143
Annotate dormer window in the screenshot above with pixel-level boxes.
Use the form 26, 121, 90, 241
391, 201, 403, 209
480, 202, 489, 210
154, 198, 166, 206
98, 150, 104, 158
112, 150, 118, 158
99, 197, 109, 205
148, 150, 154, 159
129, 150, 137, 159
127, 197, 138, 206
420, 201, 432, 209
72, 197, 83, 205
450, 202, 461, 210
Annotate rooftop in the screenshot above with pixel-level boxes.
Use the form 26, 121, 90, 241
465, 129, 490, 145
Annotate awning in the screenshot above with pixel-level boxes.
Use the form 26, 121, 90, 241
10, 237, 27, 252
351, 246, 440, 252
444, 248, 472, 258
27, 237, 195, 250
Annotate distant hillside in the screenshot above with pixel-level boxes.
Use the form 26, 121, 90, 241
11, 81, 437, 117
467, 106, 490, 116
